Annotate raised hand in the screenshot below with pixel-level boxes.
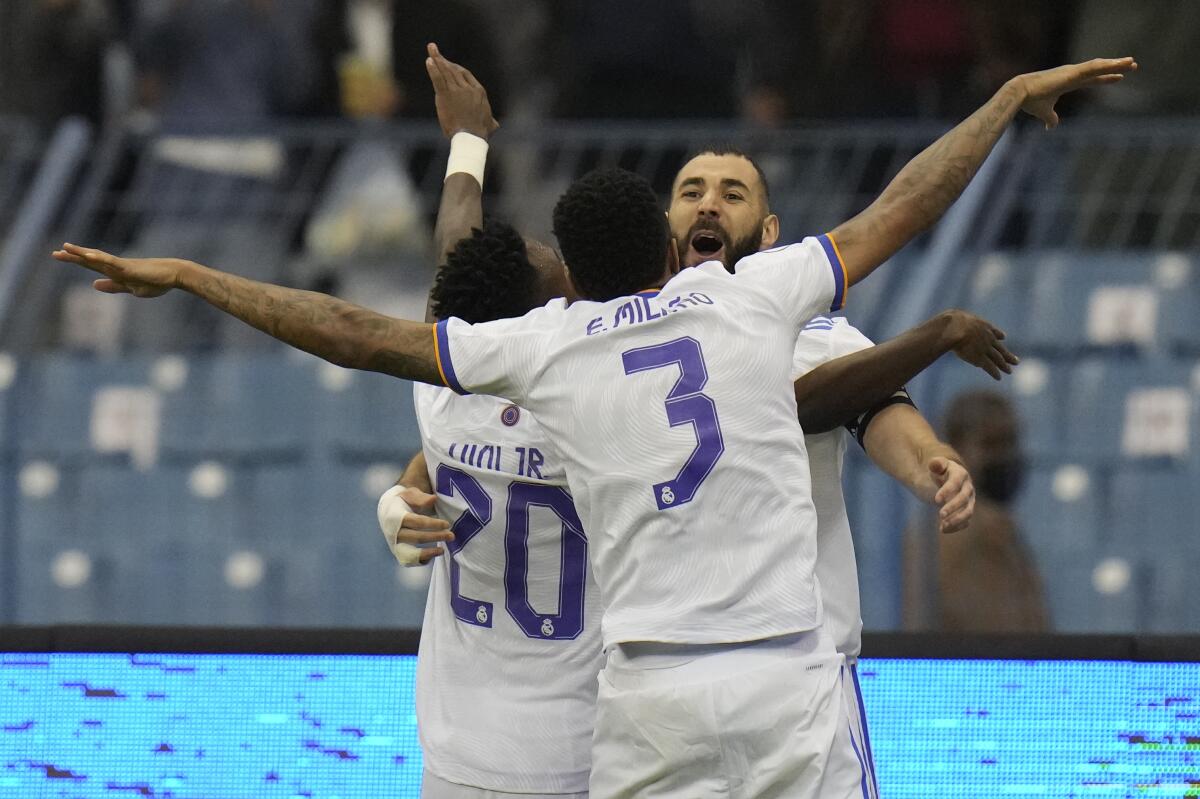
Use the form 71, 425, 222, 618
1014, 57, 1137, 129
52, 243, 183, 298
425, 42, 499, 140
941, 310, 1019, 380
929, 457, 975, 535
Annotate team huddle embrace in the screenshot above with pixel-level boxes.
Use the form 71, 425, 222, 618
54, 43, 1135, 799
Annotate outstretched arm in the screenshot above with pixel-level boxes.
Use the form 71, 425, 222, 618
52, 244, 445, 384
794, 309, 1016, 434
830, 57, 1136, 286
424, 42, 498, 322
863, 406, 973, 535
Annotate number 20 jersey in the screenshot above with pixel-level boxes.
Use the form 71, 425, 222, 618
412, 383, 603, 794
434, 237, 846, 649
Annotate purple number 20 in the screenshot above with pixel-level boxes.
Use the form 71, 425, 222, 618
436, 464, 587, 639
622, 336, 725, 510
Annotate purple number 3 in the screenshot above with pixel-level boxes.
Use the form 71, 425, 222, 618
622, 336, 725, 510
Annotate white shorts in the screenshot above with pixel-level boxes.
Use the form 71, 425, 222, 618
843, 662, 880, 799
422, 769, 588, 799
589, 627, 866, 799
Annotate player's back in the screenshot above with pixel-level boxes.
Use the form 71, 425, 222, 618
436, 237, 845, 649
412, 383, 603, 795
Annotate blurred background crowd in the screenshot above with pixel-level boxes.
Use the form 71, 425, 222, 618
3, 0, 1200, 132
1, 0, 1198, 639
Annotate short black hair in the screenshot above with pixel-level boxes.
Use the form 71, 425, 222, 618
681, 144, 771, 205
429, 218, 538, 324
552, 168, 668, 302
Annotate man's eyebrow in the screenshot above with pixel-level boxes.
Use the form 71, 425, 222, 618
677, 176, 705, 190
720, 178, 751, 192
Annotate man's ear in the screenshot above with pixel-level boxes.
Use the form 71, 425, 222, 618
760, 213, 780, 250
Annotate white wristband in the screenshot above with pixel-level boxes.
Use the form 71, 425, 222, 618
377, 485, 424, 567
444, 131, 489, 188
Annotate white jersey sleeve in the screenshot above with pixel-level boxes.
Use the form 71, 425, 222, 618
791, 316, 875, 380
734, 235, 848, 330
433, 300, 564, 404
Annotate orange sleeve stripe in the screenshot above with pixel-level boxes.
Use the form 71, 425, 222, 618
826, 232, 850, 306
432, 324, 451, 388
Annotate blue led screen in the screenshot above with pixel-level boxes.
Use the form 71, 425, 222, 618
3, 654, 1199, 797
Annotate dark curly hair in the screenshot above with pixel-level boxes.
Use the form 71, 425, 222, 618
429, 218, 538, 324
552, 167, 669, 302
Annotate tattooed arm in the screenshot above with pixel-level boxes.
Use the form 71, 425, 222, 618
829, 57, 1136, 286
52, 244, 445, 385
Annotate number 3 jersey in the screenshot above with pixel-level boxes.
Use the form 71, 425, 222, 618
412, 383, 603, 794
433, 236, 846, 649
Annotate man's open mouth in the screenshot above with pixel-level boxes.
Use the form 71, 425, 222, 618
687, 231, 726, 264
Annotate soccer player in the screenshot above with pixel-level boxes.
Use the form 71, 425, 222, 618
385, 46, 1019, 799
54, 54, 1134, 797
668, 147, 974, 797
377, 48, 601, 799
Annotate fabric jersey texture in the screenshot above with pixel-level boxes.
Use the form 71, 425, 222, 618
435, 237, 845, 648
790, 316, 876, 663
413, 384, 604, 794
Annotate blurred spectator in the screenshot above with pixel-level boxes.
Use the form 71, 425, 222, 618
310, 0, 504, 121
135, 0, 322, 129
549, 1, 742, 119
0, 0, 113, 131
1071, 0, 1200, 114
903, 391, 1050, 633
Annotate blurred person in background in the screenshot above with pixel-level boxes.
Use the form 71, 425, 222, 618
0, 0, 113, 131
135, 0, 321, 129
1071, 0, 1200, 114
310, 0, 504, 121
903, 390, 1050, 633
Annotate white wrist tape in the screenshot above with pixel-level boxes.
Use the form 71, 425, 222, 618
377, 485, 424, 567
444, 131, 488, 188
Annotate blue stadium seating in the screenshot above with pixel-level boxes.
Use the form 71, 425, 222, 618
16, 356, 156, 461
1039, 547, 1143, 633
0, 357, 16, 458
1161, 282, 1200, 354
1064, 357, 1196, 463
312, 370, 423, 462
1016, 463, 1103, 561
158, 354, 314, 462
1109, 465, 1198, 554
960, 252, 1031, 353
1025, 252, 1174, 355
243, 461, 426, 627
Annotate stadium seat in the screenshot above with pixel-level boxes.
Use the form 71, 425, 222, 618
158, 354, 313, 462
311, 368, 424, 462
1064, 357, 1196, 463
1016, 463, 1103, 562
1108, 465, 1197, 555
243, 461, 426, 627
1142, 554, 1200, 633
1025, 252, 1177, 355
1039, 547, 1143, 633
960, 252, 1030, 353
16, 355, 156, 461
0, 354, 17, 458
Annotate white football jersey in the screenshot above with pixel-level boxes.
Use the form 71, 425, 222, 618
790, 317, 875, 663
434, 236, 847, 648
412, 383, 603, 794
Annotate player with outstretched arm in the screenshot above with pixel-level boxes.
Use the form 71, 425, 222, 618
54, 54, 1133, 798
